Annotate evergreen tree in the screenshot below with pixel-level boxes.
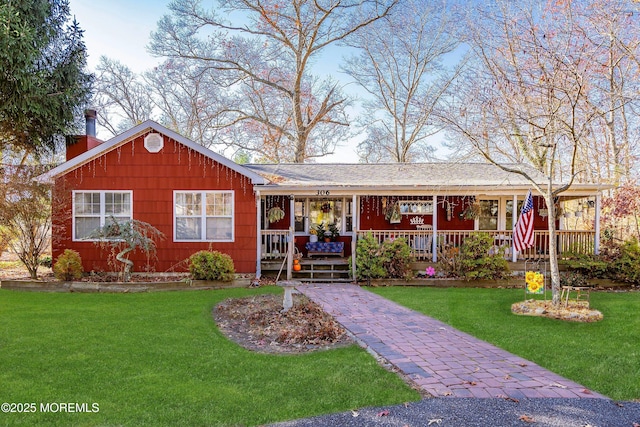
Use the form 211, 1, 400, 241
0, 0, 92, 157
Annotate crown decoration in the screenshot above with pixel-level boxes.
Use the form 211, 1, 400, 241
409, 216, 425, 225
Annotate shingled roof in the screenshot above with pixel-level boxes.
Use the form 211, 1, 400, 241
245, 162, 548, 189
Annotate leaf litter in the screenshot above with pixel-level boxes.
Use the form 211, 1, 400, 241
214, 293, 353, 354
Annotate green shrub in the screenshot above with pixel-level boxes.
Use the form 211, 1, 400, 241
439, 233, 509, 281
189, 251, 235, 282
350, 233, 386, 282
561, 239, 640, 284
53, 249, 83, 281
458, 233, 510, 280
560, 253, 609, 278
380, 238, 414, 280
351, 234, 414, 282
610, 238, 640, 284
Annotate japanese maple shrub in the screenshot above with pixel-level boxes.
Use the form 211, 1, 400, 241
91, 218, 164, 282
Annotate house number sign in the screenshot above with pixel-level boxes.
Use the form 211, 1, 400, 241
317, 190, 330, 196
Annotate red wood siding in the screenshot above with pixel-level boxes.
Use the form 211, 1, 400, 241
359, 196, 474, 231
53, 133, 257, 274
263, 195, 289, 230
358, 195, 554, 231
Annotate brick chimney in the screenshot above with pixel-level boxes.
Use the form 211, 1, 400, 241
66, 109, 104, 161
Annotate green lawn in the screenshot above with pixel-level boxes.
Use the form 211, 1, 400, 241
370, 286, 640, 401
0, 287, 418, 426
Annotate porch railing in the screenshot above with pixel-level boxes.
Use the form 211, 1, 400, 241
355, 230, 596, 261
355, 230, 436, 261
260, 229, 596, 262
260, 229, 291, 260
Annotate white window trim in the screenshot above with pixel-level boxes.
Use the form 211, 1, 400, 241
475, 198, 500, 231
295, 197, 354, 236
173, 190, 235, 242
72, 190, 133, 241
475, 196, 525, 231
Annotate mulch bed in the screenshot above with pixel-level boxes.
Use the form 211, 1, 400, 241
511, 299, 603, 322
213, 293, 354, 354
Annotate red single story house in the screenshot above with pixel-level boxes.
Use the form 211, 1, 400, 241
40, 120, 608, 278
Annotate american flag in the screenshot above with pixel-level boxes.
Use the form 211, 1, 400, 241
513, 190, 535, 253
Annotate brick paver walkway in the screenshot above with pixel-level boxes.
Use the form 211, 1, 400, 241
297, 284, 606, 400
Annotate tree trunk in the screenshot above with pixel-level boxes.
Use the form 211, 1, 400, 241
116, 248, 134, 282
545, 189, 561, 306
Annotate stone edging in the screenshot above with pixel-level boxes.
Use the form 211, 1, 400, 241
0, 279, 251, 293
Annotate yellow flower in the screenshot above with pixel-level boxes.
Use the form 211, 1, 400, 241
527, 282, 541, 293
525, 271, 536, 284
525, 271, 544, 293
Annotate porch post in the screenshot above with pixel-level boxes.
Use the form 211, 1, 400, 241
432, 195, 438, 262
512, 194, 518, 262
288, 195, 296, 280
351, 194, 360, 283
256, 190, 262, 279
289, 195, 295, 231
594, 193, 601, 255
287, 227, 294, 280
352, 194, 358, 281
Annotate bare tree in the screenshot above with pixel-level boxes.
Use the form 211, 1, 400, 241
443, 1, 604, 305
342, 0, 462, 162
149, 0, 398, 163
93, 56, 228, 152
572, 0, 640, 184
93, 56, 154, 136
144, 58, 228, 150
0, 165, 53, 279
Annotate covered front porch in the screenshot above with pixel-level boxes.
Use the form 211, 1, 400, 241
257, 193, 600, 280
245, 163, 607, 281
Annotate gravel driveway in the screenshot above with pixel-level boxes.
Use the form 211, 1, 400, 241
270, 398, 640, 427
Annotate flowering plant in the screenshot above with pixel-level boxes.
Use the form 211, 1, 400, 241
426, 266, 436, 277
525, 271, 544, 294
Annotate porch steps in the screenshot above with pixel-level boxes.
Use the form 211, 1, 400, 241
293, 259, 352, 283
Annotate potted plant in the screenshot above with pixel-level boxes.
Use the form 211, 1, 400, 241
309, 228, 318, 243
267, 206, 285, 223
313, 223, 326, 242
327, 222, 340, 242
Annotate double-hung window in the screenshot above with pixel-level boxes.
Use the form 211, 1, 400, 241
73, 191, 132, 240
174, 191, 234, 241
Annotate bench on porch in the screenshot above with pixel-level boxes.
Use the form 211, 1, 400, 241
305, 241, 344, 257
